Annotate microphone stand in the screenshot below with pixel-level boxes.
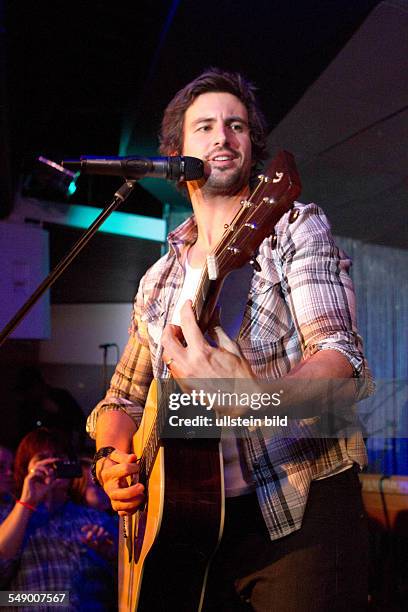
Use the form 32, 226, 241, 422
99, 343, 119, 394
0, 180, 138, 347
101, 345, 109, 395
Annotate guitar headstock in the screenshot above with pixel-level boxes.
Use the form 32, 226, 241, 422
208, 150, 301, 279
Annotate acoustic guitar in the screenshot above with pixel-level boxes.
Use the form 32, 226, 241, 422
118, 151, 301, 611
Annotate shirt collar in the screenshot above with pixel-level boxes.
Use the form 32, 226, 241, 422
167, 215, 197, 255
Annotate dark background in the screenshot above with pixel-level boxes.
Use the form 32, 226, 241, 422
0, 5, 407, 606
2, 0, 382, 217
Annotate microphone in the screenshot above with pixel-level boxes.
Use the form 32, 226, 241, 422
99, 343, 117, 349
61, 155, 204, 181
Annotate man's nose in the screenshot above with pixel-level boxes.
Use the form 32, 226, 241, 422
212, 123, 229, 147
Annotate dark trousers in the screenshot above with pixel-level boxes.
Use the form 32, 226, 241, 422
203, 465, 369, 611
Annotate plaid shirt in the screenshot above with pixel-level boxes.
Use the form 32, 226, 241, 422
0, 501, 116, 611
87, 202, 373, 540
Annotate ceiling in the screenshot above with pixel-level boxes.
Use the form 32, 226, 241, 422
267, 0, 408, 249
5, 0, 406, 247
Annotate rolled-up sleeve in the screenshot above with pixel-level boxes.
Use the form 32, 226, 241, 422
278, 203, 374, 399
86, 276, 153, 439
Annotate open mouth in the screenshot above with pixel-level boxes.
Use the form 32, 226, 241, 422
208, 153, 238, 168
211, 155, 235, 161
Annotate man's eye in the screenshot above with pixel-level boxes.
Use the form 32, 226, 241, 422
197, 125, 211, 132
231, 123, 244, 132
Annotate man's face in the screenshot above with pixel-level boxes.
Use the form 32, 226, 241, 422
182, 91, 252, 196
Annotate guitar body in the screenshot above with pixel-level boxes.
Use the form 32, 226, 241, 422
119, 380, 225, 612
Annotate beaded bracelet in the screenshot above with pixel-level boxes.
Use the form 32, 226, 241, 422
17, 500, 36, 512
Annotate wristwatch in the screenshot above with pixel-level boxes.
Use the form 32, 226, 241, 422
91, 446, 116, 486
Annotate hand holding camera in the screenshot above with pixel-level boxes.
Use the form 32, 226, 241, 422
20, 456, 59, 506
20, 457, 82, 507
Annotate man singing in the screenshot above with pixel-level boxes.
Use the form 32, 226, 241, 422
87, 68, 373, 611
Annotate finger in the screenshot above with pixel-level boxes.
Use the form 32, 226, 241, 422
108, 449, 138, 465
161, 338, 191, 376
112, 498, 145, 513
180, 300, 207, 348
29, 457, 60, 471
84, 527, 99, 541
212, 325, 242, 357
41, 457, 60, 467
103, 461, 140, 482
171, 324, 185, 344
108, 482, 144, 501
108, 494, 144, 515
161, 324, 188, 359
208, 304, 221, 329
29, 466, 48, 480
111, 484, 145, 511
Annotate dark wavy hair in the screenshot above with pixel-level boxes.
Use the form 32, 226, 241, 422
159, 67, 268, 182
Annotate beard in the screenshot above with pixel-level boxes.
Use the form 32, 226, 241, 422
201, 163, 250, 197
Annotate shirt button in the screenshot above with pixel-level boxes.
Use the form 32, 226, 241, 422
252, 460, 260, 469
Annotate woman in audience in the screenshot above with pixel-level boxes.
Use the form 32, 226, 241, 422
0, 428, 117, 610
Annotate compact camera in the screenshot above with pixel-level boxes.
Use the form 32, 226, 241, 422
52, 460, 82, 479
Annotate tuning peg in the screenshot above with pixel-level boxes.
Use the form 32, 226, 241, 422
262, 196, 275, 205
240, 199, 252, 208
227, 246, 241, 255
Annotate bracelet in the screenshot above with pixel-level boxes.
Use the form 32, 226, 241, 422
17, 500, 36, 512
91, 446, 116, 486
